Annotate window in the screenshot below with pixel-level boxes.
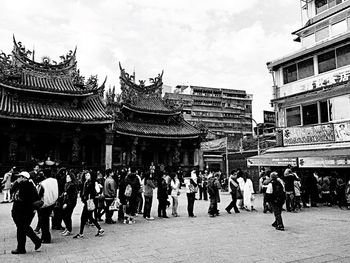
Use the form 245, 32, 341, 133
316, 0, 345, 14
298, 58, 314, 79
329, 95, 350, 121
320, 101, 329, 123
316, 0, 328, 14
318, 50, 336, 73
331, 19, 347, 36
336, 44, 350, 67
283, 64, 297, 84
286, 107, 301, 127
302, 104, 318, 125
316, 27, 329, 42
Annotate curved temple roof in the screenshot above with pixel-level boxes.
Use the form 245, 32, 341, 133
119, 63, 181, 115
114, 118, 201, 139
0, 90, 113, 124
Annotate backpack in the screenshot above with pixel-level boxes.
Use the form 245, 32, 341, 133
39, 178, 59, 208
124, 184, 132, 197
273, 180, 286, 205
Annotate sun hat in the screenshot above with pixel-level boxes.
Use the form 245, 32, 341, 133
19, 171, 30, 179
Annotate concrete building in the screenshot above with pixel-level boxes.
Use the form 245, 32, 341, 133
164, 85, 253, 140
248, 0, 350, 180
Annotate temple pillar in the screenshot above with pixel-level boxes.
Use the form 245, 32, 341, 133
198, 149, 204, 170
105, 127, 114, 170
131, 137, 138, 165
172, 140, 181, 166
72, 126, 81, 164
8, 135, 18, 162
183, 150, 189, 166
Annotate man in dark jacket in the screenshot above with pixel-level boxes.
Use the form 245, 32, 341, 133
124, 167, 140, 223
10, 171, 42, 254
225, 170, 240, 214
266, 172, 286, 231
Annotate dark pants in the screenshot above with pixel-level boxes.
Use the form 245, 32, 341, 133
286, 192, 295, 211
226, 192, 239, 213
62, 203, 76, 232
198, 186, 203, 200
79, 204, 101, 235
52, 205, 63, 229
40, 205, 54, 242
137, 193, 143, 213
12, 210, 41, 251
104, 199, 115, 222
208, 197, 218, 215
187, 193, 196, 216
157, 198, 167, 217
271, 203, 284, 228
143, 196, 153, 218
126, 196, 137, 216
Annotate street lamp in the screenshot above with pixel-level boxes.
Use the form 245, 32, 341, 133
238, 115, 260, 155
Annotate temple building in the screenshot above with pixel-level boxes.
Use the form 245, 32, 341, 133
0, 37, 114, 173
106, 64, 204, 172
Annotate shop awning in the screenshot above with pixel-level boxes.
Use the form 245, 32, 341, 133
247, 144, 350, 168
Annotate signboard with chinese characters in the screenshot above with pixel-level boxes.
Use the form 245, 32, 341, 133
279, 66, 350, 97
200, 137, 227, 151
334, 121, 350, 142
263, 111, 276, 124
283, 124, 335, 146
247, 157, 297, 167
299, 156, 350, 168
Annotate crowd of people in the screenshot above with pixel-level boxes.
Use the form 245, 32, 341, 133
2, 164, 350, 254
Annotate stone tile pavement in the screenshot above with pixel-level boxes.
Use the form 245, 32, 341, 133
0, 190, 350, 263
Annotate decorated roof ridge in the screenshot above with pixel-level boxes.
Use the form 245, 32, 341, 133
12, 35, 77, 73
119, 62, 163, 93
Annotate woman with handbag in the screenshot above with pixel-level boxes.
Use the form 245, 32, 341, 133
170, 173, 180, 217
61, 170, 78, 236
73, 171, 104, 239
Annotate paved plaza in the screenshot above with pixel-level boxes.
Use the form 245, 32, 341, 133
0, 191, 350, 263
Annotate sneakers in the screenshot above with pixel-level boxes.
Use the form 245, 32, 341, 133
276, 226, 285, 231
34, 241, 41, 251
146, 217, 155, 220
225, 208, 232, 214
62, 231, 71, 236
73, 234, 84, 239
95, 229, 105, 237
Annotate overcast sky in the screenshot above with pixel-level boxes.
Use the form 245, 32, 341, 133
1, 0, 303, 123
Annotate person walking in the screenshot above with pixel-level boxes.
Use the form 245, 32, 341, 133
207, 172, 221, 217
170, 173, 180, 217
243, 175, 255, 211
266, 172, 286, 231
2, 167, 15, 203
61, 170, 78, 236
225, 170, 240, 214
186, 171, 198, 217
73, 171, 104, 239
10, 171, 42, 254
104, 169, 117, 224
143, 172, 156, 220
236, 169, 245, 209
